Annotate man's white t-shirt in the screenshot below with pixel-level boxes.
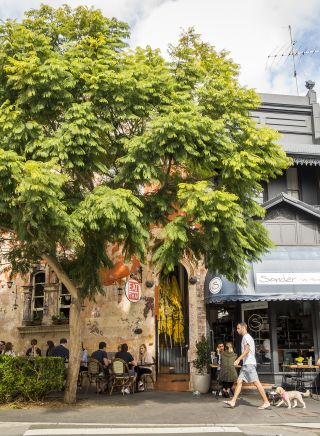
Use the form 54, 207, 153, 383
241, 333, 256, 365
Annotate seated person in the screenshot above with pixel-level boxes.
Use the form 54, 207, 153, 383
91, 341, 110, 373
136, 343, 153, 391
50, 338, 69, 361
26, 338, 42, 357
261, 338, 271, 364
218, 342, 237, 398
115, 343, 136, 375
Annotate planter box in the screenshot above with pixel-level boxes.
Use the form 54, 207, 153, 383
52, 319, 69, 325
24, 320, 42, 326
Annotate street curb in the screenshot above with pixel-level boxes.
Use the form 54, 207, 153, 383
1, 422, 320, 428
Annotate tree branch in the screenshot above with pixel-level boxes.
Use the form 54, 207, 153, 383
41, 253, 79, 299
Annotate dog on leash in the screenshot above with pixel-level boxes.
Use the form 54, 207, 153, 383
275, 386, 310, 409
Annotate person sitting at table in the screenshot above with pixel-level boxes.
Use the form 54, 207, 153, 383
46, 340, 55, 356
3, 342, 15, 357
77, 343, 88, 388
260, 337, 271, 364
80, 343, 88, 372
91, 341, 110, 373
216, 342, 225, 365
218, 342, 238, 398
115, 343, 136, 376
135, 344, 153, 391
26, 338, 42, 357
50, 338, 69, 361
0, 340, 5, 355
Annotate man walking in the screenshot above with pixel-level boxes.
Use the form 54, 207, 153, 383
224, 322, 270, 409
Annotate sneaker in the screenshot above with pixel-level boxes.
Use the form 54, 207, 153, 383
138, 385, 145, 392
124, 388, 130, 394
138, 381, 144, 387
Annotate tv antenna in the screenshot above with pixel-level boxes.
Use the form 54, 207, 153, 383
267, 25, 320, 95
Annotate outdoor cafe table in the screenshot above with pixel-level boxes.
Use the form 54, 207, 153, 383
210, 364, 241, 368
282, 364, 320, 395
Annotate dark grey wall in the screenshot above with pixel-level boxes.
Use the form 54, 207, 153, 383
267, 174, 286, 200
264, 205, 320, 245
300, 166, 320, 205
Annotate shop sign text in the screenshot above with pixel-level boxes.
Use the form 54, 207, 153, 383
256, 272, 320, 285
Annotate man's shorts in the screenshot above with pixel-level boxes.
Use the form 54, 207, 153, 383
238, 364, 259, 383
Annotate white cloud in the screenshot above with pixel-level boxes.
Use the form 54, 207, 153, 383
1, 0, 320, 96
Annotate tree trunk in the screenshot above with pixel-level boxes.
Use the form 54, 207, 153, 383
41, 254, 82, 404
64, 297, 82, 404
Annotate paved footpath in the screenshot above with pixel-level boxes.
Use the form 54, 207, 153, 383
0, 391, 319, 436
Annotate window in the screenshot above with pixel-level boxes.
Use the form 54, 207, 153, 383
32, 271, 45, 320
59, 283, 71, 319
286, 168, 300, 199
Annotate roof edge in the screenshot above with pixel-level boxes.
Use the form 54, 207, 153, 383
262, 192, 320, 219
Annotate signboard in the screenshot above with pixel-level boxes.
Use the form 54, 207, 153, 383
209, 277, 222, 294
125, 279, 142, 302
255, 272, 320, 286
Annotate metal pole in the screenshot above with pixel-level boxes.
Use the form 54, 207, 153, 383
289, 25, 299, 95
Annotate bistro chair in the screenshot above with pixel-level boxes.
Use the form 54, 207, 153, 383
86, 358, 107, 394
109, 358, 136, 395
140, 358, 156, 391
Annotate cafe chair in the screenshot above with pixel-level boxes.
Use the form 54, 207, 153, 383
140, 357, 156, 391
292, 371, 316, 393
141, 371, 155, 391
109, 358, 136, 395
86, 358, 107, 394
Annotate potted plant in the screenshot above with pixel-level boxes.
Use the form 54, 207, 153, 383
192, 335, 212, 393
52, 312, 69, 325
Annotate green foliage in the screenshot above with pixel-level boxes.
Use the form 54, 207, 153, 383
193, 335, 211, 375
0, 5, 291, 294
0, 356, 65, 403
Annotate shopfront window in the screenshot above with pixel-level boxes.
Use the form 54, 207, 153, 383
241, 302, 271, 367
276, 301, 314, 366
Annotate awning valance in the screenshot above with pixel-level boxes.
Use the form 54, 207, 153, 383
205, 246, 320, 304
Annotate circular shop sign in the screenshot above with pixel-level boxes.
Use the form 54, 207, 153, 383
248, 314, 263, 332
125, 279, 142, 303
209, 277, 222, 294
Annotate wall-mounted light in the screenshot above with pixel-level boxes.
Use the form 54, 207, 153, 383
189, 276, 198, 285
117, 287, 123, 303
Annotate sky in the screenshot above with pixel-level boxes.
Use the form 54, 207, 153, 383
1, 0, 320, 96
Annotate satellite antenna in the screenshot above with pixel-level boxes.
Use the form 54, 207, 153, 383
267, 25, 320, 95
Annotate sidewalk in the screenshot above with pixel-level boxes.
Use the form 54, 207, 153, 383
0, 390, 319, 427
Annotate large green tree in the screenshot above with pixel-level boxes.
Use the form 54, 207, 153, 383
0, 5, 289, 403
